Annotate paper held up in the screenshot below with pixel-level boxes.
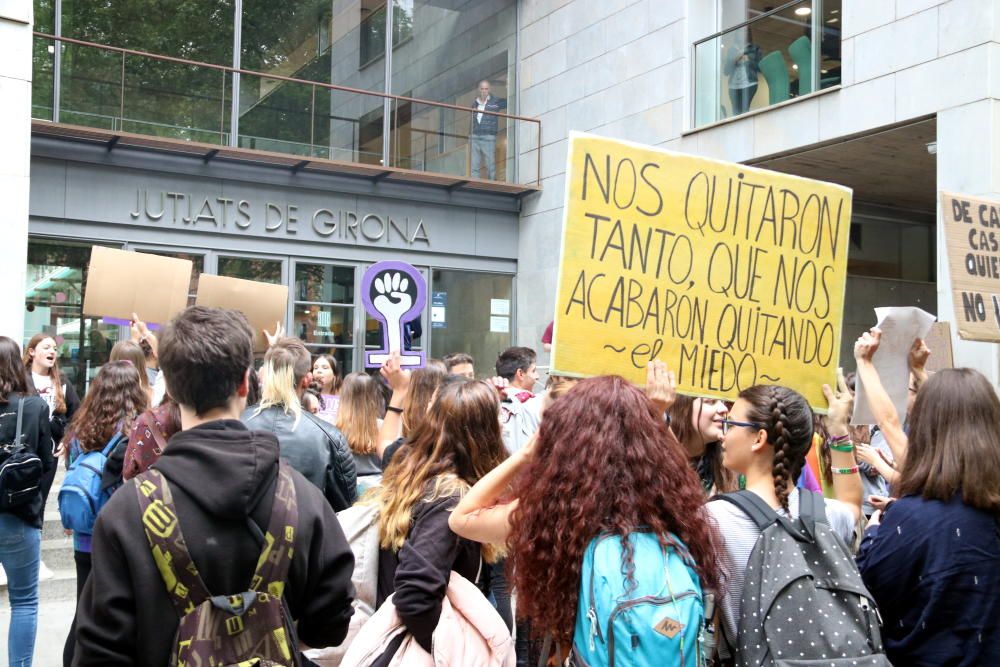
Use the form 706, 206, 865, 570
82, 247, 192, 326
195, 274, 289, 352
851, 306, 936, 426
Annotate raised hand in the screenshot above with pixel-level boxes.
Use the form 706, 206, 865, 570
645, 360, 677, 413
908, 337, 930, 372
854, 327, 881, 363
263, 321, 286, 348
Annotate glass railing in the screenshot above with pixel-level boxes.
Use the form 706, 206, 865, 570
31, 32, 540, 187
693, 0, 842, 127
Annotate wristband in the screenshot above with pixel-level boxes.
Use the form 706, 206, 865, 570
832, 465, 859, 474
829, 442, 854, 452
828, 433, 851, 443
386, 405, 403, 414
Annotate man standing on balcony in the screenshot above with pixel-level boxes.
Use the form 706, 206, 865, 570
470, 80, 507, 180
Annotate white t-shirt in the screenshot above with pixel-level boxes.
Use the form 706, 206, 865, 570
705, 487, 857, 655
476, 97, 487, 123
32, 372, 56, 416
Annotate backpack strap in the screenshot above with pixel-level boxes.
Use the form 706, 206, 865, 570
101, 432, 125, 457
133, 469, 212, 616
713, 490, 809, 541
248, 461, 298, 597
12, 396, 24, 448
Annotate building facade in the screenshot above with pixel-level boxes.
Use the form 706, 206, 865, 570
4, 0, 999, 394
517, 0, 1000, 382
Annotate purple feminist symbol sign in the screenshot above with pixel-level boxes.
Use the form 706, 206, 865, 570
362, 261, 426, 368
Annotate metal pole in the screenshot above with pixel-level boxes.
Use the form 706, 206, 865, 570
310, 83, 316, 154
221, 69, 227, 143
52, 0, 62, 122
230, 0, 242, 147
381, 1, 394, 167
119, 51, 125, 131
811, 0, 821, 95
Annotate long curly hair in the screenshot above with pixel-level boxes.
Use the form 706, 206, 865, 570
507, 376, 722, 645
371, 379, 508, 562
65, 361, 147, 455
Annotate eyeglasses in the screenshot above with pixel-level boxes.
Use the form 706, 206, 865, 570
720, 419, 765, 435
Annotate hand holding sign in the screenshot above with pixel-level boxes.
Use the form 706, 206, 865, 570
854, 328, 881, 363
645, 360, 677, 413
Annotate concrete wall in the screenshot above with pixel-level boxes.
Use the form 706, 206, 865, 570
0, 2, 33, 343
517, 0, 1000, 380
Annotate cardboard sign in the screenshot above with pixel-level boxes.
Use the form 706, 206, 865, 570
924, 320, 955, 372
195, 274, 289, 352
361, 261, 427, 368
82, 246, 191, 326
552, 133, 853, 409
940, 192, 1000, 341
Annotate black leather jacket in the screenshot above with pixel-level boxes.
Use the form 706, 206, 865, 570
241, 405, 357, 511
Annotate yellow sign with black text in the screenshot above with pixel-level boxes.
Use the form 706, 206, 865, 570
552, 133, 853, 409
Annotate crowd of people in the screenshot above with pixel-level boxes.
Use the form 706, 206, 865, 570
0, 304, 997, 666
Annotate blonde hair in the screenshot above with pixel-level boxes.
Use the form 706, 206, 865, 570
336, 373, 383, 455
370, 380, 507, 562
254, 338, 312, 428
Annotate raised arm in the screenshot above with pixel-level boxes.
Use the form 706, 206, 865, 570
854, 328, 908, 465
821, 376, 862, 522
449, 436, 535, 544
377, 351, 409, 458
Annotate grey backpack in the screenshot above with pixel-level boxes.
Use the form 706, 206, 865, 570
714, 490, 891, 667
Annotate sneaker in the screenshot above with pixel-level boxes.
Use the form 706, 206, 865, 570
0, 565, 6, 587
39, 560, 54, 581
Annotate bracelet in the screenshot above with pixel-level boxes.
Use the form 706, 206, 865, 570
832, 465, 859, 474
829, 442, 855, 452
828, 433, 851, 443
386, 405, 403, 414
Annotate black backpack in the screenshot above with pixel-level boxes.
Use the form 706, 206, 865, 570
0, 397, 44, 510
714, 490, 891, 667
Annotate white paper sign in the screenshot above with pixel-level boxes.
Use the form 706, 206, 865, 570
490, 316, 510, 333
490, 299, 510, 316
852, 306, 936, 425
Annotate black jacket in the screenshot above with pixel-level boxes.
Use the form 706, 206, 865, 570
471, 95, 507, 136
242, 406, 357, 511
72, 420, 356, 666
0, 394, 55, 528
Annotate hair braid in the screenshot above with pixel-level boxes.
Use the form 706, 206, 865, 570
768, 386, 793, 512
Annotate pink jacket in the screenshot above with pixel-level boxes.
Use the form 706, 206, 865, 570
341, 571, 515, 667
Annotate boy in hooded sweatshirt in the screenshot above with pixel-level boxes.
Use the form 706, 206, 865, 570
72, 306, 355, 665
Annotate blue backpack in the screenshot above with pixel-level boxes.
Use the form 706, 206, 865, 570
58, 434, 125, 535
573, 531, 707, 667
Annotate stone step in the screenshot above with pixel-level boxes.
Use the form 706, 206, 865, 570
43, 516, 68, 541
42, 536, 77, 571
0, 567, 77, 605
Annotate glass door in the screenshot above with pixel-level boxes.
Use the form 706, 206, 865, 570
292, 261, 359, 376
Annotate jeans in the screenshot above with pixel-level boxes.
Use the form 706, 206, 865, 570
729, 83, 758, 116
470, 134, 497, 180
0, 513, 41, 667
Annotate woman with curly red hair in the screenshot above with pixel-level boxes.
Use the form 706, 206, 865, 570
450, 375, 721, 664
61, 360, 147, 666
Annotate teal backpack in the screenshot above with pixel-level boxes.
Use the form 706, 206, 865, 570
572, 531, 707, 667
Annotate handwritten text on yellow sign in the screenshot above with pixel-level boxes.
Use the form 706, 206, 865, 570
552, 134, 853, 409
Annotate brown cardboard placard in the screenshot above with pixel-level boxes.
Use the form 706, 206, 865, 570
82, 246, 192, 325
924, 321, 955, 372
940, 192, 1000, 342
195, 274, 288, 352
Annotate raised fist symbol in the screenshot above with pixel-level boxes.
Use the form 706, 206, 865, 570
372, 272, 413, 324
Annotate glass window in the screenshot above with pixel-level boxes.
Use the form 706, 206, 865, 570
24, 239, 124, 397
32, 0, 55, 120
240, 0, 386, 162
58, 0, 235, 140
295, 263, 354, 303
695, 0, 838, 127
218, 256, 283, 284
294, 304, 354, 346
388, 0, 516, 180
429, 270, 513, 380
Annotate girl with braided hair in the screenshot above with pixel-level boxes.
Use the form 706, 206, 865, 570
706, 383, 861, 657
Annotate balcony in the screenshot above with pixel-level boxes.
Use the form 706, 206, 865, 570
693, 0, 842, 128
30, 33, 540, 195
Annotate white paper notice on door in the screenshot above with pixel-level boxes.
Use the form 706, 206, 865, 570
490, 299, 510, 316
490, 316, 510, 333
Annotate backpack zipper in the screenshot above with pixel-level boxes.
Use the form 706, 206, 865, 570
605, 591, 699, 667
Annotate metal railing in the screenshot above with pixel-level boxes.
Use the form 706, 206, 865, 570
32, 32, 540, 186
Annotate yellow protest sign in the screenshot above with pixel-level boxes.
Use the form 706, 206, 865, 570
552, 133, 853, 409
